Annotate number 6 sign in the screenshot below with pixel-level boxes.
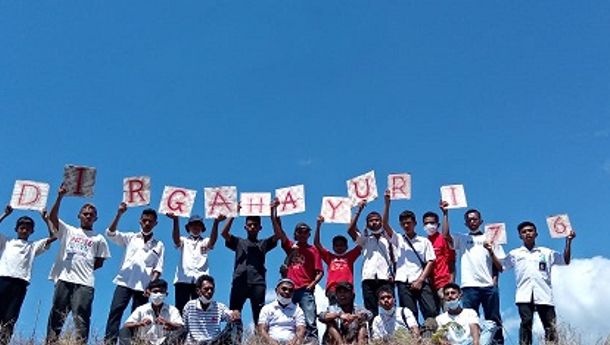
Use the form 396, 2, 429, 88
546, 214, 572, 238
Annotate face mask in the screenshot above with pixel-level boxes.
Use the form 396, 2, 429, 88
277, 295, 292, 306
149, 292, 165, 306
424, 223, 438, 235
141, 229, 153, 236
199, 295, 211, 304
380, 306, 395, 316
445, 299, 461, 311
370, 228, 383, 235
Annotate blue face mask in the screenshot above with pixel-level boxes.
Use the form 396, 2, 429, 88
445, 299, 461, 310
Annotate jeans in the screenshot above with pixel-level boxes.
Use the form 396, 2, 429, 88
462, 286, 504, 345
104, 285, 148, 344
229, 281, 266, 325
517, 302, 557, 345
46, 280, 94, 343
0, 277, 28, 344
361, 279, 393, 317
292, 288, 318, 343
175, 283, 198, 314
395, 281, 438, 323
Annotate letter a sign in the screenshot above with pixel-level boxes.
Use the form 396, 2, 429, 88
204, 186, 238, 218
123, 176, 151, 207
158, 186, 197, 218
347, 170, 378, 206
63, 165, 96, 197
10, 180, 50, 211
275, 185, 306, 216
546, 214, 572, 239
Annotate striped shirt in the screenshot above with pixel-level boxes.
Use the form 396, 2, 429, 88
183, 299, 232, 343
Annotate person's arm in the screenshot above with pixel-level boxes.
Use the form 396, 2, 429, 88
293, 325, 306, 345
94, 258, 105, 270
167, 213, 181, 247
208, 215, 227, 249
382, 190, 395, 238
564, 231, 576, 265
307, 270, 323, 291
411, 260, 435, 291
314, 215, 325, 252
483, 242, 504, 272
150, 242, 164, 281
124, 318, 152, 329
348, 201, 366, 242
49, 185, 67, 231
470, 323, 481, 345
0, 205, 13, 224
440, 200, 453, 247
271, 198, 288, 243
40, 209, 58, 245
108, 202, 127, 233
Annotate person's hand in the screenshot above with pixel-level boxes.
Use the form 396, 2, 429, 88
3, 205, 13, 216
117, 202, 127, 215
271, 198, 280, 209
567, 231, 576, 241
384, 189, 391, 204
165, 212, 178, 220
340, 312, 358, 324
58, 184, 68, 196
317, 215, 324, 226
139, 318, 153, 328
410, 279, 424, 291
483, 241, 494, 253
439, 200, 449, 214
230, 310, 241, 321
357, 200, 367, 212
216, 214, 227, 222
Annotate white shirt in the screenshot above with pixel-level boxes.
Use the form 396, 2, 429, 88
0, 234, 49, 282
258, 300, 305, 343
106, 229, 165, 291
503, 246, 565, 305
174, 236, 211, 284
436, 308, 479, 345
125, 303, 184, 345
371, 307, 417, 340
183, 300, 232, 344
356, 233, 393, 280
452, 232, 505, 287
49, 219, 111, 287
390, 232, 436, 283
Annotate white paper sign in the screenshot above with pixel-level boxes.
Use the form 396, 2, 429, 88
485, 223, 507, 245
240, 192, 271, 216
123, 176, 151, 207
347, 170, 378, 206
158, 186, 197, 218
320, 197, 352, 224
63, 165, 96, 197
387, 173, 411, 200
440, 184, 467, 209
10, 180, 50, 211
275, 185, 306, 216
204, 186, 238, 218
546, 214, 572, 238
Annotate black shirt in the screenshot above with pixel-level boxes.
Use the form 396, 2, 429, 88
225, 234, 278, 285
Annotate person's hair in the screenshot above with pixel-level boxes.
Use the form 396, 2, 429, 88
332, 235, 348, 246
398, 210, 416, 223
15, 216, 35, 230
517, 221, 537, 232
196, 274, 215, 288
463, 209, 481, 221
79, 203, 97, 216
376, 285, 395, 298
366, 211, 381, 221
442, 282, 461, 293
147, 279, 168, 292
245, 216, 261, 225
141, 208, 158, 220
422, 211, 439, 223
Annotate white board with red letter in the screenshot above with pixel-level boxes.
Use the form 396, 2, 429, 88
546, 214, 572, 238
484, 223, 507, 245
387, 173, 411, 200
10, 180, 50, 211
320, 197, 351, 224
123, 176, 151, 207
240, 192, 271, 217
275, 185, 306, 216
440, 184, 467, 209
346, 170, 378, 206
204, 186, 238, 218
63, 165, 96, 197
158, 186, 196, 218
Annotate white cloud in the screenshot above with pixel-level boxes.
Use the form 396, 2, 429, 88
297, 158, 313, 166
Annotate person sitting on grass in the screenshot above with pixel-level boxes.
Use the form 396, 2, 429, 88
258, 278, 306, 345
371, 285, 420, 342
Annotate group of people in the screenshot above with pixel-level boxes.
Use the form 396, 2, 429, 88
0, 186, 576, 345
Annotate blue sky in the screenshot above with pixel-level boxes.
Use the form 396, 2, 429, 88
1, 1, 609, 343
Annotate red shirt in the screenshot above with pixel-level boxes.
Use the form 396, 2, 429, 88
318, 246, 362, 293
428, 232, 455, 290
282, 239, 323, 289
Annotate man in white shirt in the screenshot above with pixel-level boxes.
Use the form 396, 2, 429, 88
347, 201, 394, 317
503, 221, 575, 345
120, 279, 184, 345
435, 283, 483, 345
383, 191, 438, 324
104, 202, 165, 344
46, 186, 111, 343
258, 279, 306, 345
442, 207, 505, 345
0, 206, 55, 343
371, 285, 420, 341
182, 274, 241, 345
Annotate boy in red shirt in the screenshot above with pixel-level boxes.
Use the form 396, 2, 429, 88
313, 215, 361, 306
425, 201, 456, 306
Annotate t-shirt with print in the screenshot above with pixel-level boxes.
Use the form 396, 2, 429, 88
226, 235, 277, 286
435, 308, 479, 345
282, 239, 323, 289
318, 246, 361, 293
175, 236, 211, 284
428, 232, 455, 290
49, 219, 111, 287
0, 234, 49, 282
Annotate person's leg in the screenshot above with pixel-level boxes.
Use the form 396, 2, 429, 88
71, 284, 94, 343
481, 286, 503, 345
460, 287, 482, 314
0, 278, 28, 344
297, 288, 319, 342
131, 289, 148, 312
46, 280, 73, 343
211, 320, 243, 345
174, 283, 191, 314
117, 327, 133, 345
161, 327, 186, 345
418, 282, 438, 320
517, 302, 534, 345
229, 280, 248, 314
361, 280, 379, 317
249, 284, 266, 325
104, 285, 134, 344
323, 323, 343, 345
536, 304, 558, 343
396, 282, 419, 321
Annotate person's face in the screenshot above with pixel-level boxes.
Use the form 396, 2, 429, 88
16, 224, 33, 240
333, 241, 347, 255
444, 288, 461, 302
400, 217, 417, 236
244, 220, 262, 237
335, 288, 354, 306
367, 215, 382, 232
147, 286, 167, 296
465, 212, 482, 231
276, 282, 294, 299
423, 216, 438, 227
519, 226, 537, 245
188, 222, 205, 236
378, 291, 395, 310
198, 281, 215, 300
294, 227, 310, 243
79, 206, 97, 228
140, 214, 158, 233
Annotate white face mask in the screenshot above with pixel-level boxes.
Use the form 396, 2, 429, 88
149, 292, 165, 306
199, 295, 211, 304
370, 228, 383, 235
424, 223, 438, 235
445, 299, 461, 311
277, 295, 292, 306
380, 306, 396, 316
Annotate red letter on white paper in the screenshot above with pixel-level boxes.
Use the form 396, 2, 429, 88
204, 186, 238, 218
387, 173, 411, 200
546, 214, 572, 238
158, 186, 197, 218
484, 223, 507, 245
240, 192, 271, 217
10, 180, 50, 211
346, 170, 378, 206
123, 176, 151, 207
320, 197, 351, 224
440, 184, 468, 209
63, 165, 96, 197
275, 185, 306, 216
